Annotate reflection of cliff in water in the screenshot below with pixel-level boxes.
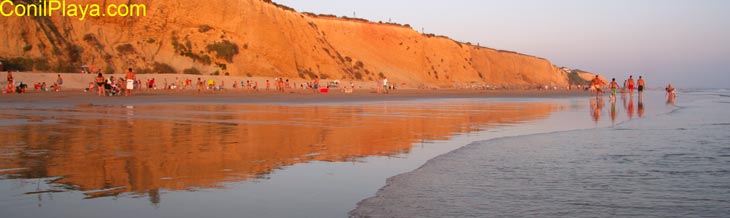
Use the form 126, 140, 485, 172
0, 101, 559, 200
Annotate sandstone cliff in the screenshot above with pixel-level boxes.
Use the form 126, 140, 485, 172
0, 0, 585, 88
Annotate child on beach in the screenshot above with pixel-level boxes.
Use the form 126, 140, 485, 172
4, 80, 13, 94
207, 79, 215, 90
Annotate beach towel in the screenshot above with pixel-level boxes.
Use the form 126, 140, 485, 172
126, 79, 135, 90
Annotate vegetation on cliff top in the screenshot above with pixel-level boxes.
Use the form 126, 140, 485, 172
567, 70, 592, 85
206, 40, 239, 63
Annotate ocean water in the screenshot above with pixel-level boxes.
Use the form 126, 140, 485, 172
351, 91, 730, 217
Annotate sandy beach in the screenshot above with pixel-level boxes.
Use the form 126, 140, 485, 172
2, 72, 591, 107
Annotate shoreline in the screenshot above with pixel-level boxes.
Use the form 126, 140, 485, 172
1, 88, 594, 107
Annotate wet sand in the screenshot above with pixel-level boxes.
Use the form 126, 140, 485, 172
0, 96, 571, 218
2, 88, 592, 108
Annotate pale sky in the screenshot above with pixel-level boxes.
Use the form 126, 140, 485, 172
275, 0, 730, 88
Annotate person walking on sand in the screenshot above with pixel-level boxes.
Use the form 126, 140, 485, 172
124, 68, 136, 96
627, 75, 635, 95
266, 80, 270, 91
637, 76, 646, 98
95, 73, 106, 96
6, 70, 13, 82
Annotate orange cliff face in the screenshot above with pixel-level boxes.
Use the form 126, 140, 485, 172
309, 16, 568, 88
0, 102, 560, 199
0, 0, 570, 88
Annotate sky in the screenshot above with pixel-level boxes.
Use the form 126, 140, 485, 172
275, 0, 730, 88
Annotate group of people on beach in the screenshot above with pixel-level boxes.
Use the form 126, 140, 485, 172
590, 75, 644, 123
85, 68, 368, 97
610, 75, 676, 103
590, 84, 647, 124
589, 74, 679, 123
89, 68, 136, 96
592, 75, 646, 98
4, 70, 64, 94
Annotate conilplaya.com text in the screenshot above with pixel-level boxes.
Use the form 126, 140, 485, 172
1, 0, 146, 21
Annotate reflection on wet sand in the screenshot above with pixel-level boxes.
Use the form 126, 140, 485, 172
638, 95, 645, 118
610, 97, 618, 124
590, 97, 605, 123
0, 101, 558, 202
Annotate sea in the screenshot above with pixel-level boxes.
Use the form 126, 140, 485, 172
352, 89, 730, 218
1, 90, 727, 218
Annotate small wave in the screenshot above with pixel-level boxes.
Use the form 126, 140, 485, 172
662, 153, 694, 157
684, 88, 730, 94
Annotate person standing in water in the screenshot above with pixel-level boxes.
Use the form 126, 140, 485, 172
610, 78, 619, 99
627, 75, 635, 95
637, 76, 646, 98
666, 84, 676, 105
125, 68, 136, 96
